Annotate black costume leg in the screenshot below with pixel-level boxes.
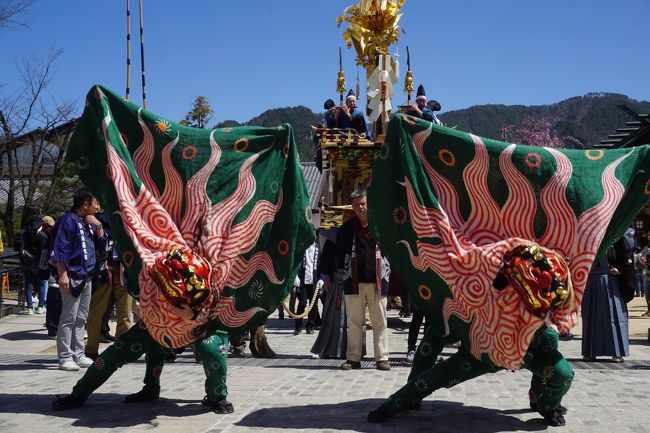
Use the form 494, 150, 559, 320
195, 331, 233, 414
522, 327, 573, 425
370, 344, 497, 422
407, 324, 452, 381
58, 322, 166, 408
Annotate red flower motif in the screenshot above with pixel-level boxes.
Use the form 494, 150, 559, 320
524, 152, 542, 168
438, 149, 456, 167
278, 240, 289, 255
418, 284, 432, 301
122, 251, 135, 267
234, 138, 249, 152
182, 145, 197, 160
392, 206, 407, 224
94, 358, 105, 370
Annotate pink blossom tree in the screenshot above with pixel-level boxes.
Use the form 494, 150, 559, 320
501, 117, 582, 149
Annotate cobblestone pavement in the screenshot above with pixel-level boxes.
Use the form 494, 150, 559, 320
1, 296, 650, 433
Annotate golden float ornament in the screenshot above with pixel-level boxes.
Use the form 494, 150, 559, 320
337, 0, 406, 68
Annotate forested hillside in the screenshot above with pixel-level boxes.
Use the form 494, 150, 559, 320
217, 93, 650, 159
215, 106, 322, 161
438, 93, 650, 148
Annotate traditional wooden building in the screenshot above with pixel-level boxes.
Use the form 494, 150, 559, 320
596, 105, 650, 245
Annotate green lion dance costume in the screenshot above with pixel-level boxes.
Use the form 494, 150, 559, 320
52, 85, 314, 412
367, 114, 650, 426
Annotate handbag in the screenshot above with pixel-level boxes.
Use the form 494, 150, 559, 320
20, 249, 34, 261
69, 277, 87, 298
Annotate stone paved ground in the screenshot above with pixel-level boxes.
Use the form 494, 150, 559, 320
1, 296, 650, 433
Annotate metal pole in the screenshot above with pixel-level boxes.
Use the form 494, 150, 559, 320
138, 0, 146, 109
125, 0, 131, 100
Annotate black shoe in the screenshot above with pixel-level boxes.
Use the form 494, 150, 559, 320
530, 402, 567, 415
367, 404, 393, 423
52, 394, 84, 411
293, 329, 301, 335
100, 333, 115, 343
340, 360, 361, 370
202, 396, 234, 414
376, 361, 391, 371
541, 409, 566, 426
306, 326, 314, 334
124, 388, 159, 403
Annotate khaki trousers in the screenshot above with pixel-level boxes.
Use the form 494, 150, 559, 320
85, 264, 132, 356
345, 282, 389, 362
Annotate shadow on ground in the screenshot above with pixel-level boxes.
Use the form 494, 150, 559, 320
0, 328, 52, 341
0, 393, 209, 428
235, 398, 549, 433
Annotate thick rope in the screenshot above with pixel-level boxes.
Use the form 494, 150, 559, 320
282, 280, 323, 319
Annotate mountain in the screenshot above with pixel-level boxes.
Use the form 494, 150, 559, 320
216, 93, 650, 159
215, 106, 321, 161
438, 93, 650, 148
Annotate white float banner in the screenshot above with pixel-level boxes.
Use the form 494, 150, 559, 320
367, 54, 399, 122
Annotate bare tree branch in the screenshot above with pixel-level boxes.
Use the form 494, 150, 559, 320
0, 0, 36, 30
0, 47, 79, 246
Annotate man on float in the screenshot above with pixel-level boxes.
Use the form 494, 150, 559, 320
337, 89, 375, 141
400, 84, 442, 125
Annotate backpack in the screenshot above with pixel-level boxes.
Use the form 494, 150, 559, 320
19, 230, 37, 263
36, 231, 52, 279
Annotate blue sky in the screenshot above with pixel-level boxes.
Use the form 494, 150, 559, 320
2, 0, 649, 125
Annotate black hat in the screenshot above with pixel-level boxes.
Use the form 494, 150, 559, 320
324, 99, 335, 110
427, 100, 441, 112
346, 89, 356, 100
416, 84, 427, 101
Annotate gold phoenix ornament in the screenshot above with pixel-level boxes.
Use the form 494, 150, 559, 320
337, 0, 406, 68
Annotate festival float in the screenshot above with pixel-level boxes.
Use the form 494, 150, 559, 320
316, 0, 411, 228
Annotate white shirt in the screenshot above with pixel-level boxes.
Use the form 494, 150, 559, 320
303, 242, 317, 285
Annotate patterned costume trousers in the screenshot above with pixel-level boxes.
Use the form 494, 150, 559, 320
71, 321, 229, 402
382, 326, 573, 416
